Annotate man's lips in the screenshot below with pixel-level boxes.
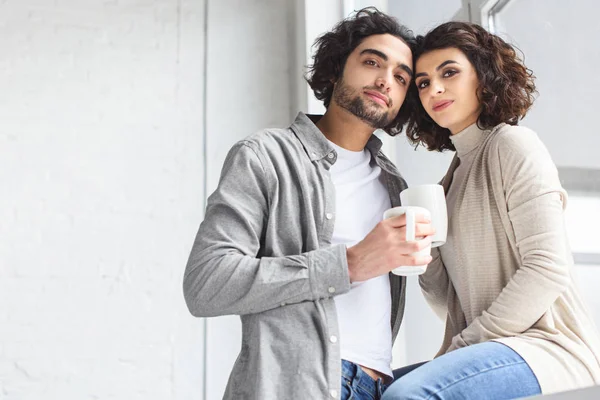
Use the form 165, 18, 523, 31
364, 90, 389, 106
432, 100, 453, 111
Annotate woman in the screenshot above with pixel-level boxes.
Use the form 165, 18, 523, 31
382, 22, 600, 400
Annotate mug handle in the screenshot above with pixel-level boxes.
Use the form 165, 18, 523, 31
405, 209, 415, 242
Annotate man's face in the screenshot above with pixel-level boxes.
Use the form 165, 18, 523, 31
331, 34, 413, 129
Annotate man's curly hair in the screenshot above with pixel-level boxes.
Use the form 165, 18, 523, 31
304, 7, 416, 135
405, 22, 537, 151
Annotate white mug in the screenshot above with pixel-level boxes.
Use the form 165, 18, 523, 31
383, 206, 431, 276
400, 184, 447, 248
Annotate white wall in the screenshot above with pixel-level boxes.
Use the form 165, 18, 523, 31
0, 0, 206, 398
390, 0, 463, 34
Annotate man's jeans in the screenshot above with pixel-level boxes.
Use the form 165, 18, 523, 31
341, 360, 388, 400
382, 342, 541, 400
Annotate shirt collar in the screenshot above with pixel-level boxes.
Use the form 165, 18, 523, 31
289, 112, 383, 162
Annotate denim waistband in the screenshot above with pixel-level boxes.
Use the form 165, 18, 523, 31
342, 360, 388, 399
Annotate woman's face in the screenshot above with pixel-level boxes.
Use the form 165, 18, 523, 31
414, 47, 481, 135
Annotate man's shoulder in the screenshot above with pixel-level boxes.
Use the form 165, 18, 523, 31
238, 126, 300, 154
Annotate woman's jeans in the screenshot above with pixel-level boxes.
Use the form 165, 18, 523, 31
381, 342, 541, 400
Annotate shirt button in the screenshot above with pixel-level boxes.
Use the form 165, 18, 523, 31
328, 286, 335, 294
280, 302, 286, 307
330, 389, 338, 398
325, 213, 333, 220
327, 152, 334, 159
330, 335, 338, 343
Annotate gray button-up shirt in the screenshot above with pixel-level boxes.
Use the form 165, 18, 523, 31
184, 112, 408, 399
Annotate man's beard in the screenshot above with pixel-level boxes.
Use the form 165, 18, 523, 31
332, 79, 394, 129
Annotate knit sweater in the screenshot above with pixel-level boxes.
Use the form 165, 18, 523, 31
419, 122, 600, 394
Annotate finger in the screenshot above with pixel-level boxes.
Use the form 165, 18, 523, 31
415, 223, 436, 237
389, 237, 431, 255
390, 225, 435, 243
386, 213, 431, 228
385, 214, 407, 227
414, 255, 433, 265
414, 213, 431, 223
412, 236, 432, 251
388, 227, 433, 243
399, 254, 433, 266
401, 236, 432, 252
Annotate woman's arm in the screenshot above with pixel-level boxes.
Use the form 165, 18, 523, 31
419, 247, 450, 320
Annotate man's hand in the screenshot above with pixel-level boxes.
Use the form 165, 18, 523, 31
346, 213, 435, 282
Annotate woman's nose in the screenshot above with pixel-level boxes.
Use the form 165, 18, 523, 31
431, 81, 445, 95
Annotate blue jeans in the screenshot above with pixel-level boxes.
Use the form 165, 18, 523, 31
341, 360, 388, 400
382, 342, 541, 400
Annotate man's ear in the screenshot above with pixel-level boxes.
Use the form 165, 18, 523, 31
331, 67, 341, 85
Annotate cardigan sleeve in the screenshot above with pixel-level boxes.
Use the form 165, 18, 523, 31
448, 126, 571, 350
419, 247, 449, 320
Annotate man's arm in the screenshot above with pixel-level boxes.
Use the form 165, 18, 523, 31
183, 141, 352, 317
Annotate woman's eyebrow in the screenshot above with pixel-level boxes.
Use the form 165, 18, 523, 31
416, 60, 459, 78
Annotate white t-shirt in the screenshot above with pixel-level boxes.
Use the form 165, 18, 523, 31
327, 140, 393, 378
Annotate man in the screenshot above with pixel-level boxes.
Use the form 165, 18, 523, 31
183, 8, 434, 400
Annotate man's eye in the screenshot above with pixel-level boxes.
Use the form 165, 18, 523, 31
365, 60, 378, 67
395, 75, 406, 84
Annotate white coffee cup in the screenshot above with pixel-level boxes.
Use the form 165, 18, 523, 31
400, 184, 447, 248
383, 206, 432, 276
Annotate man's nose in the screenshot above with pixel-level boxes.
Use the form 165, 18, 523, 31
375, 74, 392, 92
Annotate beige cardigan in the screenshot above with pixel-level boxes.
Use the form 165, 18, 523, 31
420, 123, 600, 394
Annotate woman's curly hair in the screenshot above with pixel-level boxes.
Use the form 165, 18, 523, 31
305, 7, 416, 136
405, 22, 537, 151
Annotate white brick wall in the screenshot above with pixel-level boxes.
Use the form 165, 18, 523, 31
1, 0, 206, 398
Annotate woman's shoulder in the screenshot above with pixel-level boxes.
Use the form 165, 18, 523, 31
486, 123, 546, 158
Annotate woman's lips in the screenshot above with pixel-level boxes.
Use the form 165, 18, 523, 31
432, 100, 453, 112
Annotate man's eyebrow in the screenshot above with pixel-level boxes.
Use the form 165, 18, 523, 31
359, 48, 414, 77
360, 48, 388, 61
400, 64, 413, 78
415, 60, 459, 78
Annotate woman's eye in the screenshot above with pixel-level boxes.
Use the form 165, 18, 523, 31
443, 69, 457, 78
417, 80, 429, 90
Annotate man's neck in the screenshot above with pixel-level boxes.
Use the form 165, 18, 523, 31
316, 106, 375, 152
